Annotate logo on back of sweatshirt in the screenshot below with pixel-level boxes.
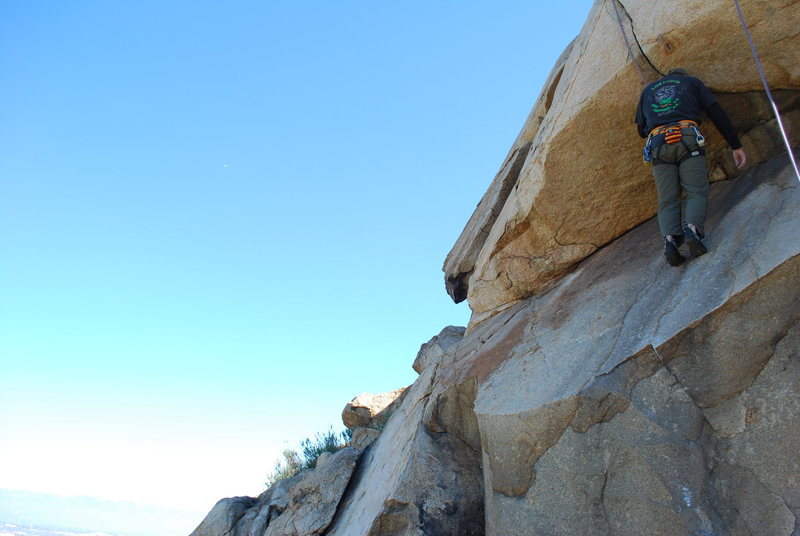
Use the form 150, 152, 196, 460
651, 82, 681, 114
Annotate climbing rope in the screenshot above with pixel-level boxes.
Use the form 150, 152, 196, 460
732, 0, 800, 183
610, 0, 647, 85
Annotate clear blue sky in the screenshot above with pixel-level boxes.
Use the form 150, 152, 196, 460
0, 0, 594, 532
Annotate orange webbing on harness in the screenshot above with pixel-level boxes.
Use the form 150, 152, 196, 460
648, 120, 699, 138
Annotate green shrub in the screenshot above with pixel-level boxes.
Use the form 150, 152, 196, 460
265, 427, 352, 487
265, 449, 304, 486
301, 428, 352, 469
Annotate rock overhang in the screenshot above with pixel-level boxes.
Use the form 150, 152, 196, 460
444, 0, 800, 320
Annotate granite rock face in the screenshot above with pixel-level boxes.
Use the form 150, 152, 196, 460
326, 326, 484, 536
193, 1, 800, 533
190, 496, 257, 536
412, 325, 466, 373
448, 154, 800, 535
192, 154, 799, 535
444, 0, 800, 317
189, 447, 357, 536
230, 476, 302, 536
262, 447, 359, 536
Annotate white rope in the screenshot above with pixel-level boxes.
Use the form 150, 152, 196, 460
732, 0, 800, 182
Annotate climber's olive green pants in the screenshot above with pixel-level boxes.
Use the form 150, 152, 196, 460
651, 129, 708, 237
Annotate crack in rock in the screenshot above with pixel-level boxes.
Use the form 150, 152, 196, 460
616, 0, 663, 77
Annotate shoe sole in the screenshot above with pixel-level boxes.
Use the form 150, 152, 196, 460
665, 245, 685, 266
666, 252, 685, 266
686, 237, 707, 257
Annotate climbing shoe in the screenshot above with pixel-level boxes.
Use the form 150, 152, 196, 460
682, 222, 708, 257
664, 235, 685, 266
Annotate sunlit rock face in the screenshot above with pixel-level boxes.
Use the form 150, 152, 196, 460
444, 0, 800, 319
193, 1, 800, 534
192, 155, 799, 535
328, 153, 799, 535
457, 157, 800, 535
189, 447, 359, 536
326, 326, 484, 536
190, 497, 257, 536
342, 387, 409, 430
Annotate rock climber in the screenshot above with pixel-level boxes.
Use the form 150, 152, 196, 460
635, 68, 747, 266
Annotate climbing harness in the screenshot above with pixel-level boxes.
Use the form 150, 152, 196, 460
648, 120, 704, 144
644, 121, 706, 165
732, 0, 800, 183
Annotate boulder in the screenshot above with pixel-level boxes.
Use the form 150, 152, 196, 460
231, 475, 302, 536
342, 387, 409, 430
189, 497, 256, 536
263, 446, 359, 536
444, 0, 800, 317
412, 325, 465, 373
191, 327, 475, 536
350, 426, 380, 451
326, 327, 483, 536
192, 447, 356, 536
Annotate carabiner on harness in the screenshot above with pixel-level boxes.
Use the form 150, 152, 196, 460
643, 135, 654, 163
691, 126, 705, 146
